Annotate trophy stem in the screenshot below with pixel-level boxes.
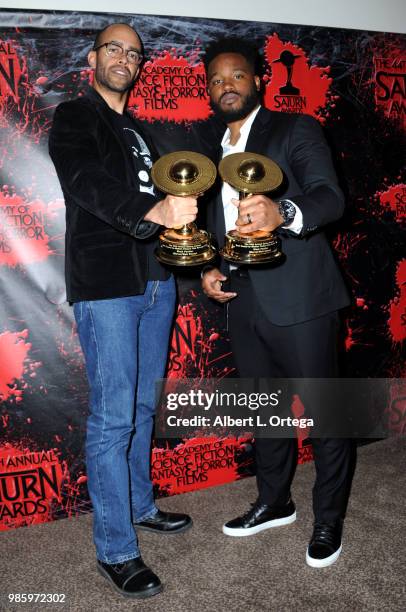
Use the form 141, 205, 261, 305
173, 223, 197, 237
238, 192, 257, 235
239, 191, 253, 200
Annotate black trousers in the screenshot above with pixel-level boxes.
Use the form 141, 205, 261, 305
228, 269, 352, 523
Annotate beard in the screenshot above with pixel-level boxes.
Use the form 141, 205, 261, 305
95, 65, 135, 93
210, 87, 260, 123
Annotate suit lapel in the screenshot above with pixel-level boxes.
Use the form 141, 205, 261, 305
213, 144, 226, 245
86, 89, 138, 188
213, 189, 226, 248
245, 107, 273, 154
206, 136, 227, 248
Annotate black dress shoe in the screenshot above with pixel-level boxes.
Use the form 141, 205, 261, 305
135, 509, 193, 534
97, 557, 163, 598
223, 499, 296, 536
306, 521, 343, 568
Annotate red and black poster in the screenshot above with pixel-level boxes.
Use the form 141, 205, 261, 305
0, 10, 404, 530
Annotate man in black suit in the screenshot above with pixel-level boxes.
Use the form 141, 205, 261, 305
200, 38, 352, 568
49, 23, 194, 598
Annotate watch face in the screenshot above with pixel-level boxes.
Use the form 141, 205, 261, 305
279, 200, 296, 223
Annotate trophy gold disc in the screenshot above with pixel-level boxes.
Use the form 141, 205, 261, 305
218, 152, 284, 265
151, 151, 217, 266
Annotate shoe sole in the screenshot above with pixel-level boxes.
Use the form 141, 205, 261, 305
135, 519, 193, 535
222, 511, 296, 537
97, 564, 163, 599
306, 544, 342, 568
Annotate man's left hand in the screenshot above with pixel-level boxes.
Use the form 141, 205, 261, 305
232, 195, 284, 233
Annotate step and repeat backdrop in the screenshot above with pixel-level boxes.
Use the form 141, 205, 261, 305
0, 10, 404, 530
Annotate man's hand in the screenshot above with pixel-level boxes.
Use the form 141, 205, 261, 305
145, 195, 198, 228
232, 195, 284, 233
202, 268, 237, 303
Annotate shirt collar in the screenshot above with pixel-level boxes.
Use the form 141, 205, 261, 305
221, 105, 261, 148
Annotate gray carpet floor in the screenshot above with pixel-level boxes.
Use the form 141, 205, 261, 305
1, 437, 405, 612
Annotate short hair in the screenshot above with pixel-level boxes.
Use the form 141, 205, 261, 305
93, 23, 141, 50
203, 37, 261, 74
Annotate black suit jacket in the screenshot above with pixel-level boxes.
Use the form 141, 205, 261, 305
49, 88, 161, 303
200, 107, 350, 325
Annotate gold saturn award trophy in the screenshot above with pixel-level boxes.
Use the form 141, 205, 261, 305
219, 152, 284, 264
151, 151, 217, 266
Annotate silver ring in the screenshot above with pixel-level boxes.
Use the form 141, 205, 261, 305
247, 213, 252, 224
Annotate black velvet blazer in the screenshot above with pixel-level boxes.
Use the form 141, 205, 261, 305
49, 88, 161, 303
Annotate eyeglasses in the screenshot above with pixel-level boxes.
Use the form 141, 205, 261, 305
93, 41, 143, 65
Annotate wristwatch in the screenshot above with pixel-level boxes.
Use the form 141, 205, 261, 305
278, 199, 296, 226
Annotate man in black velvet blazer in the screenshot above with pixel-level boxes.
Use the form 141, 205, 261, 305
49, 23, 195, 599
200, 38, 352, 568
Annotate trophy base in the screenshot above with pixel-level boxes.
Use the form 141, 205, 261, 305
155, 225, 216, 266
220, 229, 282, 265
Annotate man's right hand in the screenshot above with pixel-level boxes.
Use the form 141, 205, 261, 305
202, 268, 237, 303
144, 195, 198, 228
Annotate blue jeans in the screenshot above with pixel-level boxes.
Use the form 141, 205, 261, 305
73, 278, 176, 563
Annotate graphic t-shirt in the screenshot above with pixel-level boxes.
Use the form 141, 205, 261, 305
108, 108, 169, 281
